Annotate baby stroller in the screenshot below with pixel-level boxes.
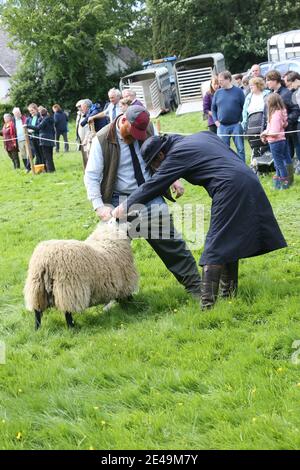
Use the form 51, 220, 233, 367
245, 111, 274, 175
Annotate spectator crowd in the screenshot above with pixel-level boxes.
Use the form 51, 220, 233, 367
1, 64, 300, 191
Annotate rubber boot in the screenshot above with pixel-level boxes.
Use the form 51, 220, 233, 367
272, 175, 281, 190
285, 163, 294, 186
201, 264, 223, 310
22, 158, 28, 169
219, 261, 239, 298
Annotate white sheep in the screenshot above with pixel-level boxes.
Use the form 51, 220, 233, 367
24, 219, 138, 329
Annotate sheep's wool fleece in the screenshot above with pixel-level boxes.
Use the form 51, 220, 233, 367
24, 221, 138, 313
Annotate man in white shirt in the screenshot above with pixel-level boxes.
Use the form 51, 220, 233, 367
12, 107, 28, 169
84, 105, 201, 299
88, 88, 121, 124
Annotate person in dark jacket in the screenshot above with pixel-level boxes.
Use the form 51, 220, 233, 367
52, 104, 69, 153
112, 132, 287, 310
80, 101, 108, 132
26, 107, 56, 172
26, 103, 44, 165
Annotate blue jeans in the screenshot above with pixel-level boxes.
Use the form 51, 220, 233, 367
269, 140, 288, 178
217, 122, 246, 162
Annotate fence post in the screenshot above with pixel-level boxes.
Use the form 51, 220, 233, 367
89, 120, 96, 136
23, 126, 35, 174
156, 119, 161, 135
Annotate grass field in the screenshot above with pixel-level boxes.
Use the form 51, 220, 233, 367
0, 113, 300, 450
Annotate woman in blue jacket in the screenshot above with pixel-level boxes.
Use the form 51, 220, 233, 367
26, 107, 56, 172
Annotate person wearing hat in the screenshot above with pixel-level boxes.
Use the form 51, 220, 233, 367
84, 105, 202, 299
112, 131, 287, 309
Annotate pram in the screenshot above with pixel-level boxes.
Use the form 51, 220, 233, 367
245, 111, 275, 175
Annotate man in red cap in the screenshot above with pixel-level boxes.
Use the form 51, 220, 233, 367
84, 105, 202, 299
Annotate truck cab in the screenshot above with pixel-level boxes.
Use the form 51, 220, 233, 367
142, 56, 177, 84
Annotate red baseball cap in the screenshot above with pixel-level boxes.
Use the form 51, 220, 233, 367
125, 105, 150, 141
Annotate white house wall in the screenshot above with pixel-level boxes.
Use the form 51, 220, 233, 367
0, 76, 10, 103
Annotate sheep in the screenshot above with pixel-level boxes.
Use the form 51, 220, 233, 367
24, 219, 138, 329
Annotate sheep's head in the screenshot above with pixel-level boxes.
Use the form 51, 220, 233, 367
88, 219, 130, 242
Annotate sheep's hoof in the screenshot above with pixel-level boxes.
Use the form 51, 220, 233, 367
34, 310, 43, 330
65, 312, 75, 328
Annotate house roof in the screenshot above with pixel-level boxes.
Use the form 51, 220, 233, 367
0, 63, 9, 77
115, 46, 140, 66
0, 28, 19, 76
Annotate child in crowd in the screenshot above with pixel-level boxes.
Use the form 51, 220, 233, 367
261, 94, 289, 189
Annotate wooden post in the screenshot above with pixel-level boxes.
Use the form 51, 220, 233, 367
23, 126, 35, 174
156, 119, 161, 135
89, 120, 96, 136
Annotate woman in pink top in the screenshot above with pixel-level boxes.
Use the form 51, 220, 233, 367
261, 94, 289, 189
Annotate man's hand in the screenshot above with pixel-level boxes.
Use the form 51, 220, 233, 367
95, 206, 112, 221
88, 116, 94, 123
112, 204, 125, 219
215, 120, 221, 128
171, 180, 184, 199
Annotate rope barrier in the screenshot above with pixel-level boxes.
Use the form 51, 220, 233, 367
1, 128, 300, 144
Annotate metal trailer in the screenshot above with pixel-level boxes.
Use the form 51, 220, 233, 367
120, 67, 171, 118
174, 53, 225, 115
268, 30, 300, 62
142, 56, 177, 84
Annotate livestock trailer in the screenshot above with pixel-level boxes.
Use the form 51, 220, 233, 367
174, 53, 225, 115
120, 67, 171, 118
268, 30, 300, 62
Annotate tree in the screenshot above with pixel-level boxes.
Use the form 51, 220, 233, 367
146, 0, 300, 71
1, 0, 142, 108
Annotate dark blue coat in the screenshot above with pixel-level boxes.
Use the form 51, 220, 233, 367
277, 86, 300, 130
53, 110, 68, 133
27, 115, 55, 147
80, 103, 108, 132
126, 132, 287, 265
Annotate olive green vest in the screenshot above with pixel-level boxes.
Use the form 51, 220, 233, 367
97, 119, 174, 204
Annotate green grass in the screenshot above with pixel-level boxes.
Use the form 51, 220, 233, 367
0, 114, 300, 450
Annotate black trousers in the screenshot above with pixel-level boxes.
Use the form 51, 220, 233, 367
112, 193, 201, 295
41, 146, 56, 172
55, 131, 69, 152
31, 138, 44, 165
7, 149, 20, 169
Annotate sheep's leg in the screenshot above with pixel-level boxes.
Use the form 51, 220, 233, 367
65, 312, 75, 328
34, 310, 43, 330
